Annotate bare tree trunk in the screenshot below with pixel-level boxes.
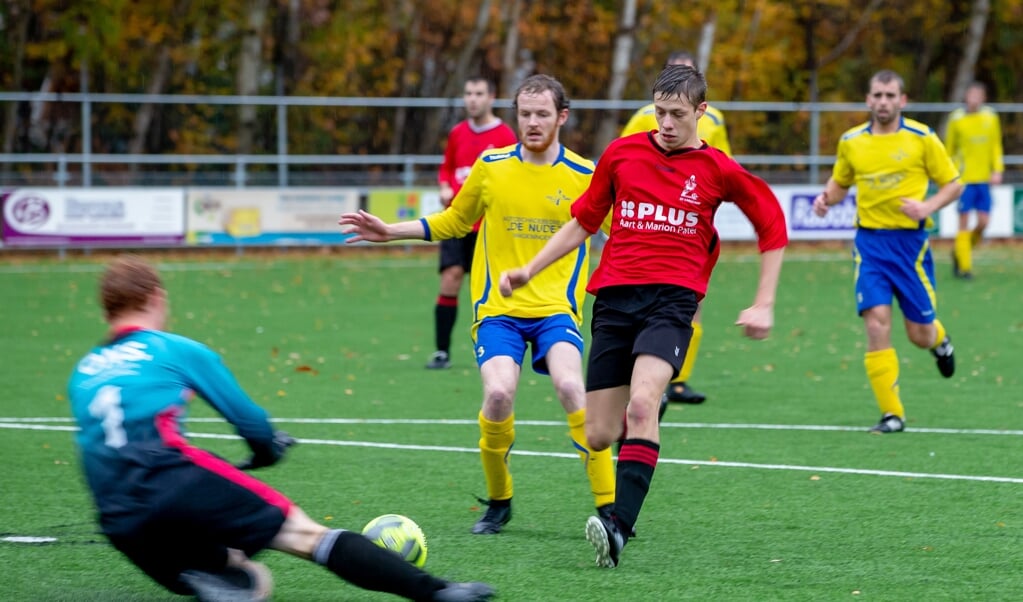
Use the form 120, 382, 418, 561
2, 0, 31, 159
734, 2, 764, 99
816, 0, 884, 68
237, 0, 271, 154
592, 0, 638, 153
128, 46, 172, 159
500, 0, 522, 107
948, 0, 991, 102
498, 0, 523, 125
418, 0, 494, 153
389, 0, 422, 154
696, 10, 717, 75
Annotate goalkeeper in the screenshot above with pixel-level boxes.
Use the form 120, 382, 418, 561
67, 255, 494, 602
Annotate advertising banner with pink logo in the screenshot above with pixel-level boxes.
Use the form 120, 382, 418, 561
1, 188, 185, 247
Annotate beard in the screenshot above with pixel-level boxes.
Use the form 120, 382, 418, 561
520, 127, 557, 153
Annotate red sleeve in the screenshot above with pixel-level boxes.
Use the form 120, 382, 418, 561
571, 148, 617, 233
723, 162, 788, 252
437, 125, 460, 187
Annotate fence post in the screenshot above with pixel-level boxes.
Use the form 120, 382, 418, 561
81, 62, 92, 187
809, 103, 820, 185
402, 158, 414, 187
55, 155, 69, 188
234, 158, 247, 189
277, 100, 288, 187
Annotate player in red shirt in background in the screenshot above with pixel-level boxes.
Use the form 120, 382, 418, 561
428, 77, 517, 370
500, 64, 787, 568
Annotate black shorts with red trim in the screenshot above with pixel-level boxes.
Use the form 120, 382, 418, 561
586, 284, 699, 391
438, 232, 477, 273
95, 443, 290, 594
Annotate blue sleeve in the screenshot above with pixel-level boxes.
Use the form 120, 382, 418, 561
176, 337, 275, 447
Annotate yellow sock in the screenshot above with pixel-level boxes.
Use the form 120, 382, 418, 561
567, 408, 615, 508
671, 321, 703, 384
478, 412, 515, 501
954, 231, 972, 273
864, 349, 903, 419
970, 229, 982, 247
930, 319, 947, 349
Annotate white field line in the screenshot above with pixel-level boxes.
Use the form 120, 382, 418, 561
2, 251, 1022, 275
6, 252, 1021, 276
4, 419, 1023, 485
6, 416, 1023, 436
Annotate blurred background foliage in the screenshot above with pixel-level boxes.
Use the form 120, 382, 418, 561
2, 0, 1020, 168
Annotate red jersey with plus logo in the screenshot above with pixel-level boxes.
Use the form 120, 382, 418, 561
572, 131, 787, 298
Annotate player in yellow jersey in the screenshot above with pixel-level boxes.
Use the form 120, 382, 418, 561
339, 74, 615, 535
620, 50, 732, 407
944, 81, 1003, 279
813, 70, 961, 433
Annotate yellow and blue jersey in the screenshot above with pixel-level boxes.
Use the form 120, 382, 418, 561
944, 106, 1003, 184
421, 143, 594, 332
833, 117, 959, 230
620, 103, 732, 156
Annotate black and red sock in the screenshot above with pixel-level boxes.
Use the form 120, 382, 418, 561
434, 295, 458, 352
613, 439, 660, 536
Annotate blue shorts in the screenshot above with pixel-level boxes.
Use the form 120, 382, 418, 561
957, 183, 992, 213
473, 314, 584, 375
853, 228, 937, 324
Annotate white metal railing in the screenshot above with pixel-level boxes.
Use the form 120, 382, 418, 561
3, 92, 1021, 187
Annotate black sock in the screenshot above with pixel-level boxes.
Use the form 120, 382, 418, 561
435, 296, 458, 352
614, 439, 660, 536
313, 530, 445, 601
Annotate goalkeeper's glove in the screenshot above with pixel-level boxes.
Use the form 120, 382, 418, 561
235, 430, 297, 470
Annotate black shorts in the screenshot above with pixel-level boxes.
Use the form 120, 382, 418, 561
586, 284, 699, 391
99, 444, 290, 594
438, 232, 477, 273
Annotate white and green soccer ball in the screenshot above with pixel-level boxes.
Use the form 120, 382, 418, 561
361, 513, 428, 567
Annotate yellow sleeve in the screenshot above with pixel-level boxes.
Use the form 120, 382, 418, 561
832, 138, 856, 188
710, 121, 732, 157
992, 114, 1004, 173
424, 158, 485, 240
621, 105, 656, 137
944, 114, 960, 160
924, 131, 960, 186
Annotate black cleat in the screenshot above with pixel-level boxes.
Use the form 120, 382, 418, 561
425, 351, 452, 370
585, 514, 626, 568
180, 557, 272, 602
951, 251, 962, 279
665, 382, 707, 404
598, 503, 636, 539
471, 498, 511, 534
869, 413, 905, 434
432, 581, 495, 602
931, 335, 955, 378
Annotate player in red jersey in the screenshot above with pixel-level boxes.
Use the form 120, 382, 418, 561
428, 77, 518, 370
500, 64, 787, 568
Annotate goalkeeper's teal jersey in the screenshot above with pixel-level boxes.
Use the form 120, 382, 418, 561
68, 328, 276, 507
421, 143, 594, 333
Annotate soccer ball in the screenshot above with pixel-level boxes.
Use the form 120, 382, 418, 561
361, 514, 428, 567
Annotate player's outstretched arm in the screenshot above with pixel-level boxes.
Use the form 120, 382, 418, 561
338, 210, 426, 243
499, 218, 591, 297
735, 247, 785, 340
